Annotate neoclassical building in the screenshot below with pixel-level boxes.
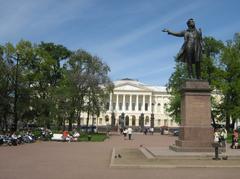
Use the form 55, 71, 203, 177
96, 78, 178, 129
79, 78, 228, 131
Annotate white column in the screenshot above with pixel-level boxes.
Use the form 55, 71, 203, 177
149, 95, 152, 113
142, 95, 145, 112
109, 93, 112, 111
136, 95, 139, 111
129, 95, 132, 111
116, 94, 119, 111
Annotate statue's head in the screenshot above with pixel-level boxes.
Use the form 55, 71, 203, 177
187, 18, 195, 28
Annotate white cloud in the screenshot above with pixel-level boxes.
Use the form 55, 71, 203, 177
0, 0, 93, 42
97, 1, 204, 51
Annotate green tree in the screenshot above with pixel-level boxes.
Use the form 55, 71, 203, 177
66, 50, 113, 131
216, 33, 240, 131
0, 44, 15, 132
166, 61, 188, 124
166, 37, 224, 124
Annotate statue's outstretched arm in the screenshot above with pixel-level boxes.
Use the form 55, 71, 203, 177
162, 29, 184, 37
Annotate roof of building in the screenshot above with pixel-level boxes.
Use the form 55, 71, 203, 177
114, 79, 167, 92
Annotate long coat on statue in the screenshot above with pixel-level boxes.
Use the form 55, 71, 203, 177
176, 28, 203, 64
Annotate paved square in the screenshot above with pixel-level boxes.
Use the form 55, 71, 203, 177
1, 134, 240, 179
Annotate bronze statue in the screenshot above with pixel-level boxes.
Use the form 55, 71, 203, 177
163, 18, 203, 79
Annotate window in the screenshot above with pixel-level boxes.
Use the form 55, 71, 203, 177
93, 118, 96, 125
113, 103, 116, 110
164, 119, 168, 126
105, 115, 109, 123
132, 116, 136, 126
126, 103, 129, 111
158, 119, 161, 126
105, 102, 109, 110
132, 103, 135, 111
138, 103, 142, 111
145, 116, 149, 125
119, 103, 122, 110
99, 118, 102, 125
145, 103, 148, 111
125, 116, 129, 126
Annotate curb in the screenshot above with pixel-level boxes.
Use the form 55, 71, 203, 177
139, 147, 155, 159
109, 147, 115, 168
110, 163, 240, 169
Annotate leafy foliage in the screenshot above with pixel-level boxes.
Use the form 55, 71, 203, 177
166, 34, 240, 131
0, 41, 113, 132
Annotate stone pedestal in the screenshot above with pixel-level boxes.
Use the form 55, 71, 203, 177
170, 80, 214, 152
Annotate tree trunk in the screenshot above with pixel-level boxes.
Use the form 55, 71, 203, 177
3, 112, 8, 133
225, 113, 230, 132
86, 108, 90, 133
13, 55, 19, 132
211, 111, 216, 128
68, 111, 74, 131
45, 110, 50, 129
0, 117, 3, 133
231, 118, 236, 130
62, 118, 66, 131
77, 111, 81, 130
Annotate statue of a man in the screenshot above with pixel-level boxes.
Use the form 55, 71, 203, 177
163, 18, 203, 79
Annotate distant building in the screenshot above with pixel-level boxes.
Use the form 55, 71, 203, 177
79, 79, 178, 130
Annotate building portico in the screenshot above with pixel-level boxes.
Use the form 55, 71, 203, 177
99, 78, 178, 129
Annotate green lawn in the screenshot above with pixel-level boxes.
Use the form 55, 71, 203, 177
78, 133, 108, 142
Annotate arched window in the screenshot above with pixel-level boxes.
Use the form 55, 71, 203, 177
105, 115, 109, 123
99, 118, 103, 125
145, 116, 149, 125
125, 115, 129, 126
132, 115, 136, 126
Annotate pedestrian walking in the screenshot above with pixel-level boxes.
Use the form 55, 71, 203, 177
123, 128, 127, 140
127, 127, 133, 140
233, 129, 239, 149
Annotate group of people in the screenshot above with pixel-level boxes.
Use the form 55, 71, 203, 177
214, 128, 228, 147
214, 127, 239, 149
121, 127, 133, 140
144, 127, 154, 135
62, 130, 80, 142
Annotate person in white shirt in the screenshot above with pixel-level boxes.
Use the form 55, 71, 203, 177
127, 127, 133, 140
150, 127, 154, 135
123, 128, 127, 140
214, 129, 220, 143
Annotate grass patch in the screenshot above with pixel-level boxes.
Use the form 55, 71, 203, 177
78, 133, 108, 142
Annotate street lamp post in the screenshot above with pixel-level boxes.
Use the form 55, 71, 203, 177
13, 52, 19, 132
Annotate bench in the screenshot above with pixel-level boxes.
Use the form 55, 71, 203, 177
51, 134, 65, 141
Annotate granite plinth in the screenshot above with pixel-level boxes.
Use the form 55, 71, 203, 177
170, 80, 215, 152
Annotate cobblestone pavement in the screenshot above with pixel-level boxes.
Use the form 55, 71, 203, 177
0, 133, 240, 179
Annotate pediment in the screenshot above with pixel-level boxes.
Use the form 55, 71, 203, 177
114, 83, 151, 92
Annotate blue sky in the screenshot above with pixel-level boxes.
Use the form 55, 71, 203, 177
1, 0, 240, 86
